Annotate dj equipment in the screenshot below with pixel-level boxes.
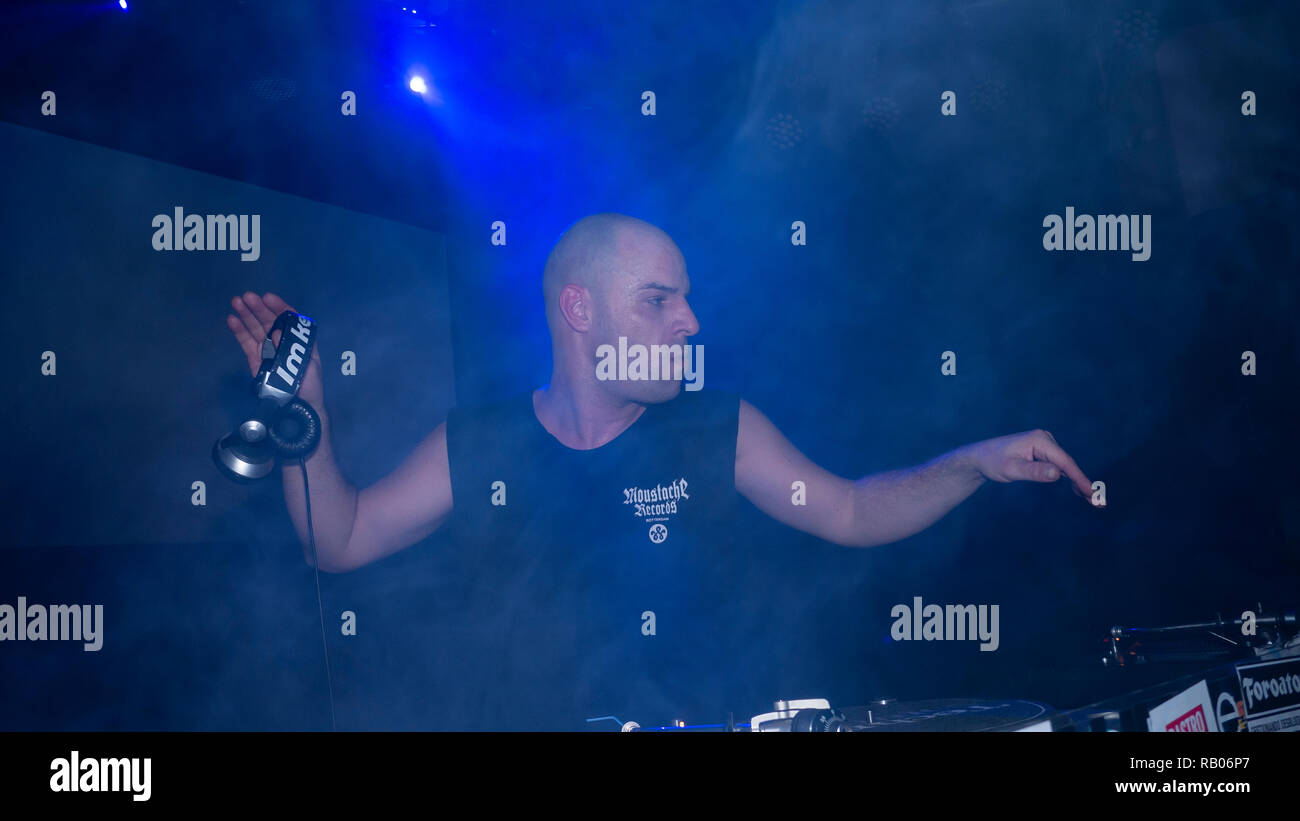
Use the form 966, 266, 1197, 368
1103, 607, 1297, 667
212, 310, 321, 481
747, 698, 1050, 732
839, 699, 1054, 732
750, 699, 848, 732
619, 605, 1300, 732
1051, 605, 1300, 733
617, 697, 1053, 732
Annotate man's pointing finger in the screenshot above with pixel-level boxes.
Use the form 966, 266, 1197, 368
1033, 435, 1092, 499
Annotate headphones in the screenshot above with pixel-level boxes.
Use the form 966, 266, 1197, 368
212, 308, 337, 728
213, 309, 322, 481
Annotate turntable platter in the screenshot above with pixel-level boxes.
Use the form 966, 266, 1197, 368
839, 698, 1053, 731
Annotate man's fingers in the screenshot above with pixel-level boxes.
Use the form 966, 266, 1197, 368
1026, 460, 1059, 482
226, 312, 255, 349
1032, 434, 1092, 497
228, 292, 311, 375
226, 312, 262, 373
263, 292, 296, 315
231, 294, 266, 341
242, 291, 280, 329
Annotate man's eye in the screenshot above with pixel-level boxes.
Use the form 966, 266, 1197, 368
649, 296, 666, 306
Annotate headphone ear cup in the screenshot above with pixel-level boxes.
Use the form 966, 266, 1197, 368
269, 398, 321, 459
212, 432, 276, 481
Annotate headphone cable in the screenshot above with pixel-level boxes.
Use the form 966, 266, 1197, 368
300, 460, 338, 731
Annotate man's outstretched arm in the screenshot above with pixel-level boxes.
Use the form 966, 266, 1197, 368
734, 399, 1097, 548
228, 291, 454, 573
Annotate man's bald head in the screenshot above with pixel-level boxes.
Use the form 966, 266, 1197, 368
540, 212, 698, 403
542, 213, 678, 329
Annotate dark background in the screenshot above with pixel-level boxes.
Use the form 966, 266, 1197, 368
0, 0, 1297, 729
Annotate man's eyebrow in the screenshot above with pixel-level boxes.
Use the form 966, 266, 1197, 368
638, 282, 680, 294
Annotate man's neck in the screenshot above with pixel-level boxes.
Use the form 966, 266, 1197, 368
532, 377, 646, 450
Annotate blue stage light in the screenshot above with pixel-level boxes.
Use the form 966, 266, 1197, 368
409, 76, 427, 94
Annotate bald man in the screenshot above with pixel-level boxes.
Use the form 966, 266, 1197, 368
226, 212, 1098, 729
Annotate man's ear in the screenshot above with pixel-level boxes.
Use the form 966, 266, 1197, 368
559, 283, 591, 332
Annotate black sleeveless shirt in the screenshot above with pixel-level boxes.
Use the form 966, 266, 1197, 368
442, 388, 743, 730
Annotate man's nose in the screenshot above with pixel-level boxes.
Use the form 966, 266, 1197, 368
678, 300, 700, 337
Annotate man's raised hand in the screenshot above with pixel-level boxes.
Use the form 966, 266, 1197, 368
225, 291, 325, 410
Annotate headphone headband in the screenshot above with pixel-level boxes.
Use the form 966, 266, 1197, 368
254, 310, 317, 405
